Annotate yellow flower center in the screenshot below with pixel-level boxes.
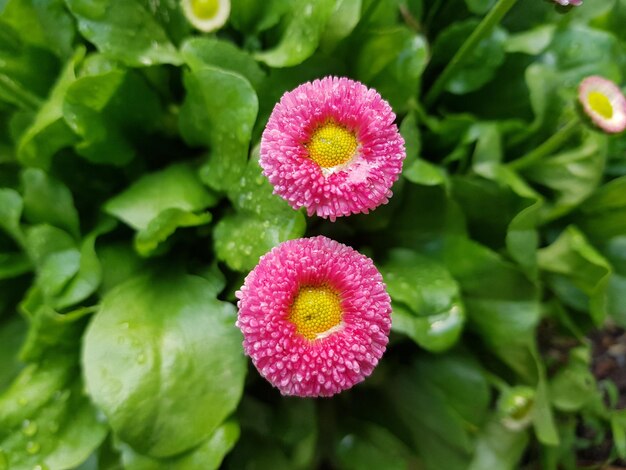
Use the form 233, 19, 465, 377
190, 0, 219, 19
588, 91, 613, 119
289, 284, 343, 341
307, 121, 358, 168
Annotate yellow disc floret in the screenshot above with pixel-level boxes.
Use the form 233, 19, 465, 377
588, 91, 613, 119
289, 284, 343, 340
307, 121, 358, 168
190, 0, 219, 19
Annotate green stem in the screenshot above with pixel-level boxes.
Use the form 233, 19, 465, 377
508, 118, 579, 171
424, 0, 519, 107
0, 75, 42, 111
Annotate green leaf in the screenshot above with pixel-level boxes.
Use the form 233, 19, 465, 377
354, 27, 428, 110
0, 355, 107, 470
467, 420, 529, 470
97, 241, 146, 296
0, 187, 24, 243
104, 163, 216, 231
63, 65, 163, 166
82, 271, 247, 457
319, 0, 362, 52
538, 226, 612, 325
64, 0, 182, 67
119, 420, 240, 470
522, 131, 607, 222
214, 153, 306, 272
214, 211, 305, 272
504, 24, 555, 55
180, 37, 265, 90
229, 0, 289, 33
134, 208, 211, 258
22, 168, 80, 238
577, 175, 626, 242
389, 353, 490, 470
381, 249, 465, 352
549, 349, 596, 412
0, 20, 59, 109
1, 0, 76, 57
335, 421, 414, 470
0, 252, 31, 279
254, 0, 335, 67
17, 48, 83, 168
0, 314, 26, 389
179, 67, 258, 192
430, 20, 507, 94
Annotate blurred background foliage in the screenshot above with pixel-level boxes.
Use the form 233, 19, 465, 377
1, 0, 626, 468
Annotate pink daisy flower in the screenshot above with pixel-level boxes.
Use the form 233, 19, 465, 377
260, 76, 406, 221
578, 76, 626, 134
236, 236, 391, 397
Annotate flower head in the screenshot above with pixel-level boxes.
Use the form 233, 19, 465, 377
236, 236, 391, 397
260, 77, 406, 221
182, 0, 230, 32
578, 76, 626, 134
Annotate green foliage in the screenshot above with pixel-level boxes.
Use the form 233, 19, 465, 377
1, 0, 625, 468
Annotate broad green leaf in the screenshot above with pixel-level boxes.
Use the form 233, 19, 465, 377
430, 20, 507, 94
64, 0, 182, 67
354, 28, 428, 110
0, 355, 107, 470
53, 217, 116, 309
97, 241, 146, 295
0, 252, 31, 279
549, 348, 596, 412
214, 152, 306, 271
119, 420, 240, 470
538, 226, 612, 325
179, 67, 258, 192
335, 421, 414, 470
547, 25, 621, 86
17, 48, 83, 168
465, 0, 496, 14
0, 187, 24, 243
1, 0, 75, 57
319, 0, 362, 52
467, 420, 529, 470
381, 249, 465, 352
0, 20, 59, 109
522, 131, 607, 222
63, 65, 163, 166
229, 0, 289, 33
134, 208, 211, 258
0, 314, 26, 389
24, 225, 80, 301
504, 24, 555, 55
82, 272, 247, 457
214, 211, 305, 272
254, 0, 335, 67
181, 37, 265, 90
577, 175, 626, 242
22, 168, 80, 238
104, 164, 216, 231
19, 300, 93, 361
389, 353, 489, 470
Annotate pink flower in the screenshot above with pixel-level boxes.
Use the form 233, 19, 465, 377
236, 236, 391, 397
260, 76, 406, 221
578, 76, 626, 134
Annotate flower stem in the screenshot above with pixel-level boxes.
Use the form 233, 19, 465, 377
424, 0, 519, 107
508, 118, 580, 171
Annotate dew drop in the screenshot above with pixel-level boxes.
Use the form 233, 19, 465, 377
21, 420, 38, 437
26, 441, 40, 455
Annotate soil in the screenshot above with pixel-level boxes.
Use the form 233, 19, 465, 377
578, 325, 626, 468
